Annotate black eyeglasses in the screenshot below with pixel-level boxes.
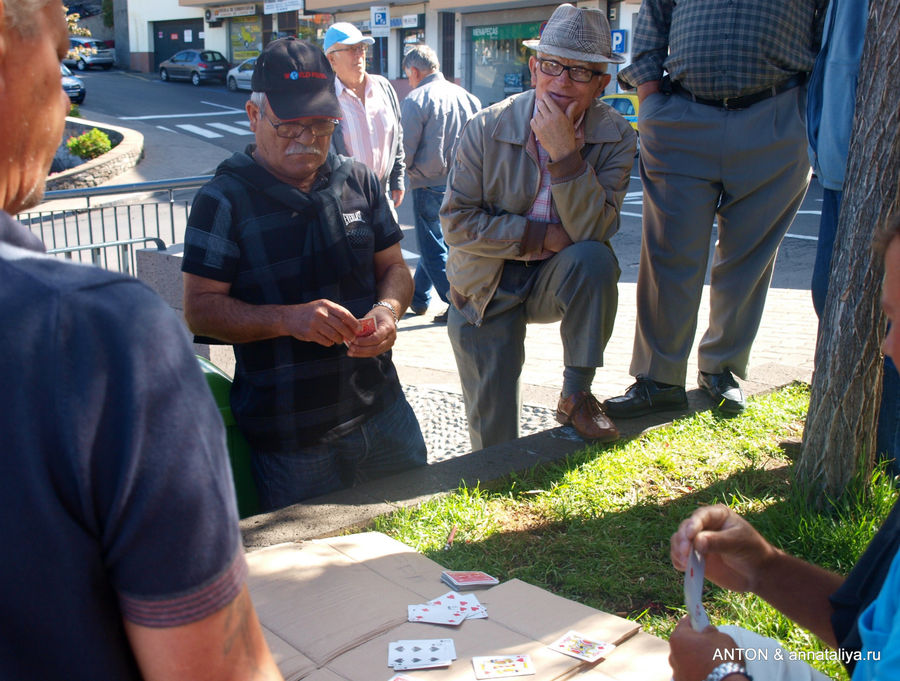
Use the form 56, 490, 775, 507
537, 58, 605, 83
262, 113, 338, 139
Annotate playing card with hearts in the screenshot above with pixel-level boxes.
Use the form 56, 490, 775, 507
428, 591, 488, 619
388, 639, 456, 671
548, 630, 615, 662
356, 317, 376, 337
407, 603, 466, 626
472, 654, 536, 678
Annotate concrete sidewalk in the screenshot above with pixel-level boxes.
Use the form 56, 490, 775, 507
36, 128, 818, 546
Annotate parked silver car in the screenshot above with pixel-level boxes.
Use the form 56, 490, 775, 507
61, 63, 85, 104
64, 36, 115, 71
227, 57, 256, 92
159, 49, 230, 86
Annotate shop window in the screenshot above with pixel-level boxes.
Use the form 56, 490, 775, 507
469, 22, 541, 107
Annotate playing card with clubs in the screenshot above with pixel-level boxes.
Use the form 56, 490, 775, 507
548, 630, 615, 662
388, 639, 456, 671
407, 603, 466, 626
472, 654, 536, 678
685, 548, 711, 631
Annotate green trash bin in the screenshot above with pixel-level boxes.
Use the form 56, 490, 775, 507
196, 356, 260, 519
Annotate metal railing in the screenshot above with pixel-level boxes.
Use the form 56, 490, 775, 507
17, 176, 213, 274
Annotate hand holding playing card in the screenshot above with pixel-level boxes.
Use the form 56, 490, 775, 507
668, 617, 741, 681
670, 504, 780, 594
346, 306, 396, 358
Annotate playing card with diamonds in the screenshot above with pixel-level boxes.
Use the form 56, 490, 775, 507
548, 630, 615, 662
472, 654, 536, 678
388, 639, 456, 671
685, 547, 711, 631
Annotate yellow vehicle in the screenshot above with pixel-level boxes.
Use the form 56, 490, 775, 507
600, 93, 639, 154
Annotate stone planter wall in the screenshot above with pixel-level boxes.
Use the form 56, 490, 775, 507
45, 117, 144, 191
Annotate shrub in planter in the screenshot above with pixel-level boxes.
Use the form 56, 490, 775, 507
66, 127, 111, 160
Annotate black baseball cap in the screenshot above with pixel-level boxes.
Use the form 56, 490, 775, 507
251, 37, 343, 121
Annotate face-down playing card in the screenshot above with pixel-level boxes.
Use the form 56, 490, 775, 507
685, 547, 711, 631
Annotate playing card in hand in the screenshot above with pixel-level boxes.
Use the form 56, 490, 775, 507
685, 547, 711, 631
548, 630, 615, 662
472, 654, 535, 678
356, 317, 376, 337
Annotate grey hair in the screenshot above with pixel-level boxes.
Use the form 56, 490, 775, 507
2, 0, 55, 35
402, 44, 439, 73
249, 91, 267, 111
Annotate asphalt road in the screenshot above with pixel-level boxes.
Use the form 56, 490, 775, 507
78, 68, 822, 291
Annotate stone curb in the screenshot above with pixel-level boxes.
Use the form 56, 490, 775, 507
45, 117, 144, 191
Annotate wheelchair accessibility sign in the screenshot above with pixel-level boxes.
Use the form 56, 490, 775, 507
371, 6, 389, 37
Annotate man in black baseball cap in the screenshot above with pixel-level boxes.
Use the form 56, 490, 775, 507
182, 37, 426, 511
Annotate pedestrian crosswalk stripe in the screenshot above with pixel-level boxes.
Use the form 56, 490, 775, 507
209, 122, 254, 135
177, 124, 223, 139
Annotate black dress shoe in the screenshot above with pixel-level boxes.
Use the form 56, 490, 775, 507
603, 376, 688, 418
698, 370, 745, 414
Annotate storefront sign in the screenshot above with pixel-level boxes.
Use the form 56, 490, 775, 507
210, 4, 256, 20
264, 0, 302, 15
402, 14, 418, 28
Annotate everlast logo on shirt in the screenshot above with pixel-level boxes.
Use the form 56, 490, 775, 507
342, 211, 363, 226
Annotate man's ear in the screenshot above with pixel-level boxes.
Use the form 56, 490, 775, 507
245, 100, 259, 132
594, 72, 612, 97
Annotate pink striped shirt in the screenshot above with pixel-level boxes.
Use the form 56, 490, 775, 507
335, 75, 397, 183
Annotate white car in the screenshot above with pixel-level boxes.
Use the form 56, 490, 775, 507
227, 57, 257, 92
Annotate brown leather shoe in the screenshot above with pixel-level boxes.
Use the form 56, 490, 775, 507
556, 391, 620, 443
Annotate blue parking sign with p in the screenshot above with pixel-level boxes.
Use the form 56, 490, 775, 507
611, 30, 626, 53
374, 10, 387, 26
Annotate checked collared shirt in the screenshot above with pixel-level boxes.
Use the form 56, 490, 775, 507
619, 0, 826, 100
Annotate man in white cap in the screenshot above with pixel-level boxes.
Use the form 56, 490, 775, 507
324, 23, 406, 222
441, 4, 636, 450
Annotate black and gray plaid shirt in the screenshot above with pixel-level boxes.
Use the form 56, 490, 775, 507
619, 0, 826, 99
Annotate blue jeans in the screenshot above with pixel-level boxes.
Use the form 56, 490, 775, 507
250, 395, 427, 511
812, 188, 899, 472
411, 185, 451, 310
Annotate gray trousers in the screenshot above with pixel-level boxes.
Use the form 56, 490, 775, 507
448, 241, 619, 450
631, 85, 811, 385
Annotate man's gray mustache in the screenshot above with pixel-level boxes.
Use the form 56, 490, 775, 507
285, 144, 323, 156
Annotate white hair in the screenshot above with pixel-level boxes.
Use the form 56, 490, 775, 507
249, 91, 267, 111
2, 0, 55, 35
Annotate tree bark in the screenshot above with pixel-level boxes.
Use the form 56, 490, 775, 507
796, 0, 900, 500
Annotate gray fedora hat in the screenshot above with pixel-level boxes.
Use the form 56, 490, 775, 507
523, 3, 624, 64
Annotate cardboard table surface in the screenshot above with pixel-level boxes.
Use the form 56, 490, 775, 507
246, 532, 672, 681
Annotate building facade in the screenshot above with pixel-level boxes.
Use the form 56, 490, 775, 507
114, 0, 641, 100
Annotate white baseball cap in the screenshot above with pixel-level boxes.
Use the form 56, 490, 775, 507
324, 22, 375, 53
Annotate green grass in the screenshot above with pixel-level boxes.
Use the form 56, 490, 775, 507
369, 383, 898, 679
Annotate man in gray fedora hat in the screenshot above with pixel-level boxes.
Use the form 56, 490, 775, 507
441, 3, 636, 450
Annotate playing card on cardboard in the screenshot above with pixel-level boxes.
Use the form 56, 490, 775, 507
428, 591, 487, 619
388, 639, 456, 670
472, 654, 536, 678
356, 317, 376, 337
407, 603, 465, 626
685, 548, 711, 631
548, 630, 616, 662
441, 570, 499, 589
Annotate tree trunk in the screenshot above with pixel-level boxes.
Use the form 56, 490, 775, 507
796, 0, 900, 501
